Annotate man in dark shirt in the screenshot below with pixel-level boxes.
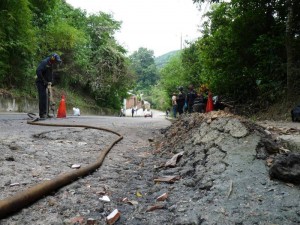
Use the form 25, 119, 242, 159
36, 53, 62, 119
186, 84, 197, 113
193, 92, 206, 113
176, 86, 186, 115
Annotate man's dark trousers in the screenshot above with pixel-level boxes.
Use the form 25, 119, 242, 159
36, 80, 47, 117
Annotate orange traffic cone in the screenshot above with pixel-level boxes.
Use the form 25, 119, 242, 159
57, 95, 67, 118
206, 92, 214, 113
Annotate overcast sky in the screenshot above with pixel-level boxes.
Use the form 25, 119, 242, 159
65, 0, 209, 57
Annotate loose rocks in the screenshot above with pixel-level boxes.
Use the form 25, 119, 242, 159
269, 152, 300, 184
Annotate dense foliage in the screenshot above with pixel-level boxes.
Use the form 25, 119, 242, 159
129, 47, 159, 105
0, 0, 134, 109
157, 0, 300, 113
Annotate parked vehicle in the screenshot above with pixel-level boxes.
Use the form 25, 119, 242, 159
144, 110, 153, 118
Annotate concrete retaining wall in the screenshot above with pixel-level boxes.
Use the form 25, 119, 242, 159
0, 96, 38, 112
0, 96, 117, 116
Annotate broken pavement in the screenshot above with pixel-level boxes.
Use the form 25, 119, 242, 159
0, 112, 299, 224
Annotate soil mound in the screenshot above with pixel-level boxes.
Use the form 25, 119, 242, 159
148, 111, 300, 224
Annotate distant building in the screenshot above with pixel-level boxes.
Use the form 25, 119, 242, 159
125, 92, 150, 110
126, 95, 138, 109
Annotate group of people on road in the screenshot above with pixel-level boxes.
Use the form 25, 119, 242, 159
171, 84, 221, 118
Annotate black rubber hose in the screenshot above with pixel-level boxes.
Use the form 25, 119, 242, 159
0, 120, 123, 219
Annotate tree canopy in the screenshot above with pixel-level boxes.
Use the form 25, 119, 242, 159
129, 47, 159, 98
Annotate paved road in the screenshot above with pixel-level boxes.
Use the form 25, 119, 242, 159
0, 111, 171, 224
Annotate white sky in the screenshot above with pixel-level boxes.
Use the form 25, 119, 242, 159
65, 0, 209, 57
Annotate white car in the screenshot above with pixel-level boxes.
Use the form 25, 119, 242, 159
144, 110, 153, 118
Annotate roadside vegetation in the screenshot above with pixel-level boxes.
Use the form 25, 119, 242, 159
0, 0, 134, 111
0, 0, 299, 119
154, 0, 300, 119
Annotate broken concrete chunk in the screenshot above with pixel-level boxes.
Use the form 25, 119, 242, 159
146, 203, 166, 212
106, 209, 120, 225
156, 192, 168, 201
127, 200, 138, 205
165, 151, 184, 167
224, 118, 248, 138
262, 138, 280, 154
86, 218, 97, 225
121, 197, 138, 205
99, 195, 110, 202
269, 152, 300, 184
264, 129, 272, 135
10, 183, 20, 187
154, 175, 180, 183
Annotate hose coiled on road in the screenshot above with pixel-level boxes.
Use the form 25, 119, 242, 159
0, 120, 123, 218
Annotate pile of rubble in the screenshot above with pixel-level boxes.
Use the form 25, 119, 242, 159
145, 111, 300, 224
156, 111, 300, 185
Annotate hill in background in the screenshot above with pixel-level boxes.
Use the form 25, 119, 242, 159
155, 50, 180, 69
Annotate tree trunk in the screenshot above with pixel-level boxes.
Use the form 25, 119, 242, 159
286, 0, 300, 103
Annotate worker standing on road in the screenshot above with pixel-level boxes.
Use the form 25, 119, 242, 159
36, 53, 62, 119
131, 107, 135, 117
176, 86, 186, 115
172, 92, 177, 118
186, 84, 197, 113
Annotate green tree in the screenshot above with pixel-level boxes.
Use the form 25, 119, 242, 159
129, 47, 159, 92
181, 1, 287, 107
159, 53, 187, 96
0, 0, 37, 89
192, 0, 300, 104
86, 12, 134, 109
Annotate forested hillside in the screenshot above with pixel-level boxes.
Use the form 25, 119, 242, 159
155, 50, 180, 69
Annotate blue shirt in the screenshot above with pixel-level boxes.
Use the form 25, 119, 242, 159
36, 57, 53, 83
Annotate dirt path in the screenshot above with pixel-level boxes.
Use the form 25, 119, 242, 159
0, 113, 299, 225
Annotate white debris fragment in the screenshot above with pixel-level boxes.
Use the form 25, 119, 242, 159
99, 195, 110, 202
71, 164, 81, 169
106, 209, 120, 225
77, 142, 87, 146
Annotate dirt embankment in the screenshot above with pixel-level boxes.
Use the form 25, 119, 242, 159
0, 112, 299, 225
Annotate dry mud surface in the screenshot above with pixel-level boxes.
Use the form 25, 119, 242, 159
0, 112, 299, 225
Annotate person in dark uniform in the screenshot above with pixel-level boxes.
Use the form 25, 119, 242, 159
176, 86, 186, 115
36, 53, 62, 119
193, 92, 206, 113
186, 84, 197, 113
